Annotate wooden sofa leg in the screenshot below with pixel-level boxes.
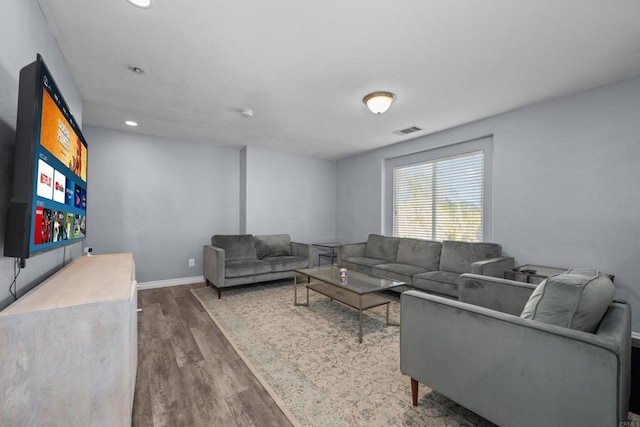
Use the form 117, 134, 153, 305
216, 287, 221, 299
411, 378, 418, 406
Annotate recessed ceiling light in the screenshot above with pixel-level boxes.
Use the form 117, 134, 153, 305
127, 0, 151, 8
125, 121, 138, 127
127, 64, 145, 75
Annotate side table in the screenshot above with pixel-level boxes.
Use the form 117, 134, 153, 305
312, 242, 343, 266
505, 264, 615, 284
504, 264, 567, 284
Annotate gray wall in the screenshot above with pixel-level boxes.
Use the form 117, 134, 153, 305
84, 126, 240, 282
85, 129, 336, 282
336, 75, 640, 332
0, 0, 83, 310
244, 145, 336, 242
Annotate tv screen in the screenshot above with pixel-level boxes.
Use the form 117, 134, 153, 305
4, 54, 88, 260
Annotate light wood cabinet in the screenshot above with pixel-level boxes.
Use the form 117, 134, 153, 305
0, 253, 137, 426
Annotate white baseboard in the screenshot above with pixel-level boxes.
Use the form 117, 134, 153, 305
137, 275, 205, 290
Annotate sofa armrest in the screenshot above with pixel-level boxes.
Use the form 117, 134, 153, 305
458, 273, 536, 315
291, 242, 314, 267
400, 290, 629, 427
203, 245, 225, 287
336, 242, 367, 266
470, 256, 514, 277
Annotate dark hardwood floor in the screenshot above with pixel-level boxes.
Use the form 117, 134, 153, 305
132, 283, 293, 427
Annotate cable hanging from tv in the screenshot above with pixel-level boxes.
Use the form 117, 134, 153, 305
9, 257, 24, 301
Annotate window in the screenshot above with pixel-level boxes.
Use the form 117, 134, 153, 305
392, 150, 484, 242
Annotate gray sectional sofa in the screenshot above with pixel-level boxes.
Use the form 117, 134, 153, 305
203, 234, 313, 298
337, 234, 514, 298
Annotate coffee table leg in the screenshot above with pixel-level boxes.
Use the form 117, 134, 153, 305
386, 303, 389, 325
359, 295, 363, 343
294, 274, 309, 306
387, 301, 400, 327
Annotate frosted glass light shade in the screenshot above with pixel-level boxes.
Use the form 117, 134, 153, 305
363, 91, 395, 114
127, 0, 151, 8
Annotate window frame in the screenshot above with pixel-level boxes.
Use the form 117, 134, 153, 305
383, 136, 493, 241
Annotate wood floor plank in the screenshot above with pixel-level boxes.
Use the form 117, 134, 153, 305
146, 338, 197, 427
190, 325, 254, 398
166, 316, 204, 368
227, 386, 293, 427
133, 283, 292, 426
178, 359, 237, 426
132, 349, 153, 427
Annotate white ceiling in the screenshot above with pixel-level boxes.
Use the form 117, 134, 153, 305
37, 0, 640, 160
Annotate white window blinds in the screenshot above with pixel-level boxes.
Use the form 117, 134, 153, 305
393, 150, 484, 242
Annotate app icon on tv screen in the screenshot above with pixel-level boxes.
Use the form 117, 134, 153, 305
64, 213, 74, 241
53, 169, 66, 204
65, 177, 75, 207
74, 185, 83, 208
52, 210, 65, 242
36, 159, 54, 200
41, 208, 52, 244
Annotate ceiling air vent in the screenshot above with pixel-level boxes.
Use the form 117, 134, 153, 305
393, 126, 422, 136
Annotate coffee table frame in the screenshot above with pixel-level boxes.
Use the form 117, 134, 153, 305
294, 266, 405, 343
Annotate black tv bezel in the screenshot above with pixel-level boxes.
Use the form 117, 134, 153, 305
4, 54, 87, 260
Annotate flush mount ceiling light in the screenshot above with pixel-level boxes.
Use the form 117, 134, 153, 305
363, 91, 395, 114
125, 120, 138, 127
127, 0, 151, 8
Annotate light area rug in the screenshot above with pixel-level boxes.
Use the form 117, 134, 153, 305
192, 281, 494, 426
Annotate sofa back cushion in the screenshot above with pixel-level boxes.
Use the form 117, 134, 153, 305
255, 234, 292, 259
365, 234, 400, 262
396, 238, 441, 270
439, 241, 502, 274
211, 235, 257, 261
521, 268, 615, 333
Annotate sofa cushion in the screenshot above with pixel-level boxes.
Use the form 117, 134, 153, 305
224, 259, 272, 278
211, 235, 257, 261
439, 241, 502, 274
413, 270, 461, 298
365, 234, 400, 262
264, 256, 308, 272
372, 263, 427, 285
340, 256, 387, 275
396, 238, 441, 270
343, 256, 388, 268
255, 234, 292, 259
521, 268, 615, 332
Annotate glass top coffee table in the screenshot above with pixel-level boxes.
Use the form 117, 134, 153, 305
294, 265, 406, 343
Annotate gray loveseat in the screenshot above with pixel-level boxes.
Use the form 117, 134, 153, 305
400, 273, 631, 427
203, 234, 313, 298
337, 234, 514, 298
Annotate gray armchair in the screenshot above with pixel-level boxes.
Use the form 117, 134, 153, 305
400, 273, 631, 427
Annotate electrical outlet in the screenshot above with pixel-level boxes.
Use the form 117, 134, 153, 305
188, 258, 195, 267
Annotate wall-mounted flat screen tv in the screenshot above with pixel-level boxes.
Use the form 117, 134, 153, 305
4, 54, 88, 261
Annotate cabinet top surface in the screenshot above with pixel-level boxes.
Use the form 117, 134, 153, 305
1, 253, 135, 315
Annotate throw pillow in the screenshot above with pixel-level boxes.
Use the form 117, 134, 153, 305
255, 234, 292, 259
520, 268, 615, 333
364, 234, 400, 262
211, 235, 257, 261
